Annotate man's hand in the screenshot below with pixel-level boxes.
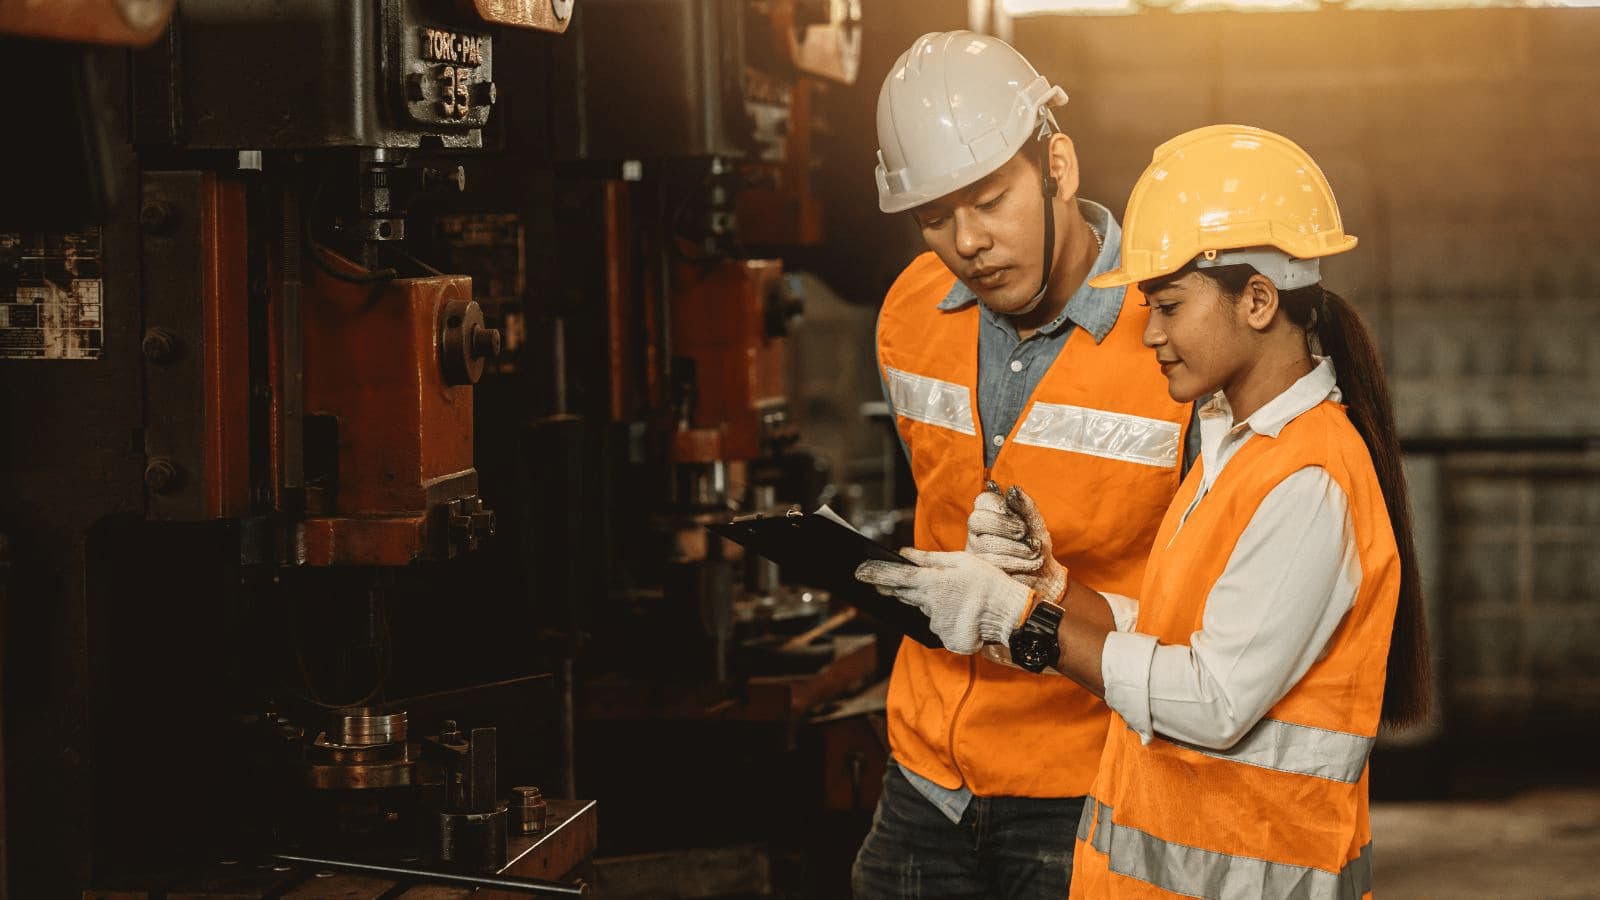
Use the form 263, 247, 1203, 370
965, 486, 1038, 570
965, 485, 1067, 605
855, 549, 1033, 654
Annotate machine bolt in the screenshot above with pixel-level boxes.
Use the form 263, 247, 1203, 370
470, 326, 501, 360
144, 457, 182, 494
439, 298, 490, 385
423, 166, 467, 193
142, 327, 180, 363
115, 0, 166, 30
139, 201, 177, 233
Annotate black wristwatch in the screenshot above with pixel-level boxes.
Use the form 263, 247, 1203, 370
1008, 597, 1064, 673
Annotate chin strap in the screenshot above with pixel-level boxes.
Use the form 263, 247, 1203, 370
1031, 129, 1058, 306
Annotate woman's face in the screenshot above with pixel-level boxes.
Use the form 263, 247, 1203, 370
1140, 272, 1254, 403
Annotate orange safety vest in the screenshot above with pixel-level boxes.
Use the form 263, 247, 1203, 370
877, 251, 1191, 798
1071, 399, 1398, 899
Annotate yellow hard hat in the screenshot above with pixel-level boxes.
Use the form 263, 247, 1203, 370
1090, 124, 1357, 290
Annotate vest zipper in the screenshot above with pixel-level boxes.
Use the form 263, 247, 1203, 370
946, 654, 978, 787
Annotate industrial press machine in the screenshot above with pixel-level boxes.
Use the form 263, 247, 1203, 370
0, 0, 907, 896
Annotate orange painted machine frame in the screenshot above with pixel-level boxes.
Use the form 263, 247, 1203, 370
198, 177, 252, 518
0, 0, 175, 46
299, 255, 479, 566
139, 170, 251, 522
670, 258, 787, 463
455, 0, 573, 33
737, 80, 825, 248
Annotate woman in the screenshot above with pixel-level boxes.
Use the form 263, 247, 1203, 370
856, 124, 1429, 899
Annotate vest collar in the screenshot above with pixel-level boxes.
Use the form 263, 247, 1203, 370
935, 199, 1124, 344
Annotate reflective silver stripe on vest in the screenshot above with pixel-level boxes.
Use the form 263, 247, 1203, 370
1082, 797, 1374, 900
1013, 401, 1180, 468
1159, 718, 1375, 785
1091, 796, 1112, 853
1076, 797, 1096, 842
883, 365, 976, 436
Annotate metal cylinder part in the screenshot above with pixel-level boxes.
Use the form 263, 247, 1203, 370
331, 708, 408, 747
510, 786, 547, 834
437, 807, 508, 872
440, 298, 495, 385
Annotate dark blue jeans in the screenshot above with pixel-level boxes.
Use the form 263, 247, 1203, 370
851, 765, 1085, 899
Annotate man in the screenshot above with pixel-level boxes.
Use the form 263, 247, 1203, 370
853, 31, 1196, 897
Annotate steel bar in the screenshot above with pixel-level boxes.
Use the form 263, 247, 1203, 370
271, 854, 589, 897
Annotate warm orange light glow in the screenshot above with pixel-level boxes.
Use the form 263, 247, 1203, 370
1004, 0, 1600, 10
1341, 0, 1498, 8
1001, 0, 1139, 13
1169, 0, 1319, 10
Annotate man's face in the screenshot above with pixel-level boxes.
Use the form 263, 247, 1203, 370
912, 151, 1049, 317
1140, 272, 1254, 403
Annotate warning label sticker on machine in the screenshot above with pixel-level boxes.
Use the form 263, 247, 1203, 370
0, 230, 103, 359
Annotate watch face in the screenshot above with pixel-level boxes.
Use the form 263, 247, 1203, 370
1009, 630, 1057, 671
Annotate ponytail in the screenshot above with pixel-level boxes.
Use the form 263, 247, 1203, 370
1299, 286, 1431, 728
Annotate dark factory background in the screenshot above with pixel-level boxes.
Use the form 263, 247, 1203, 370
0, 0, 1595, 897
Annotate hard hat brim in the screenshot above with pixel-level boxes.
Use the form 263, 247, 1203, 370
1087, 268, 1137, 290
1090, 234, 1358, 291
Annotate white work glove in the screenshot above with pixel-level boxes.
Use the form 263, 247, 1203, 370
855, 549, 1032, 654
965, 484, 1067, 607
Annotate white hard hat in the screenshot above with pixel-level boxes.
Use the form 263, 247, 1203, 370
875, 31, 1068, 214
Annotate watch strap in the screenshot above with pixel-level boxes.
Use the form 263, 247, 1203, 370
1025, 597, 1064, 634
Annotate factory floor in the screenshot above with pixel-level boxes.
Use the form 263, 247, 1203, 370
604, 743, 1600, 899
1363, 739, 1600, 898
1372, 787, 1600, 898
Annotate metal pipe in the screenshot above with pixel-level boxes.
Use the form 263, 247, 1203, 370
603, 180, 631, 421
0, 532, 9, 900
559, 655, 577, 799
280, 185, 304, 497
271, 853, 590, 896
552, 316, 568, 416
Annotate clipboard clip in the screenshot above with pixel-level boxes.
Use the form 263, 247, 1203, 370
729, 506, 804, 524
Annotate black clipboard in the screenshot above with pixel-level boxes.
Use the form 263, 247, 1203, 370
706, 509, 942, 649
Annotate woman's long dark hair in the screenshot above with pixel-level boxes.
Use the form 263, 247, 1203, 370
1186, 264, 1432, 728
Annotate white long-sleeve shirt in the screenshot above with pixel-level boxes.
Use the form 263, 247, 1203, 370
1100, 358, 1363, 750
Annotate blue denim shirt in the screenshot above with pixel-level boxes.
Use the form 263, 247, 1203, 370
951, 199, 1126, 468
880, 199, 1200, 820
